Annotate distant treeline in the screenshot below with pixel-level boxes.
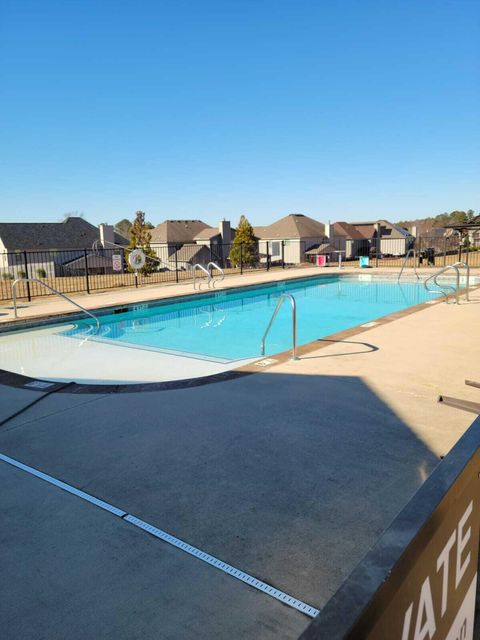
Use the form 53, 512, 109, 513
397, 209, 477, 230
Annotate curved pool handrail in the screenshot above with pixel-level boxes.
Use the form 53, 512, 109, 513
261, 293, 298, 361
397, 248, 419, 283
207, 262, 225, 288
193, 264, 211, 290
450, 261, 470, 301
424, 264, 464, 304
12, 278, 100, 330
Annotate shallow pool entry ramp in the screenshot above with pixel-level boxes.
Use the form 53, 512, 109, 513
300, 415, 480, 639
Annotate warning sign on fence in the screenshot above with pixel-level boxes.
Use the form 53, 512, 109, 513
112, 254, 122, 272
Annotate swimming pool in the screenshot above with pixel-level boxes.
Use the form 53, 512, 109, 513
0, 274, 457, 385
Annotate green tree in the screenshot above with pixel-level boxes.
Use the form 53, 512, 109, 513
127, 211, 157, 274
229, 215, 258, 267
115, 218, 133, 239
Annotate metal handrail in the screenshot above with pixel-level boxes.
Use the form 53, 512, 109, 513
397, 248, 419, 282
260, 293, 298, 360
12, 278, 100, 330
207, 262, 225, 287
452, 261, 470, 301
424, 262, 470, 304
193, 264, 211, 290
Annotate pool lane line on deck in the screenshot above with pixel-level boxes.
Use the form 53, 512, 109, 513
0, 451, 320, 620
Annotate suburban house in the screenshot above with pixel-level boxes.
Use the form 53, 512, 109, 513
151, 219, 234, 270
349, 220, 414, 256
0, 217, 128, 278
254, 213, 328, 264
149, 220, 210, 261
324, 221, 367, 259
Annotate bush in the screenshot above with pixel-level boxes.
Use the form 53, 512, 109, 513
18, 270, 26, 278
1, 272, 13, 280
36, 268, 47, 278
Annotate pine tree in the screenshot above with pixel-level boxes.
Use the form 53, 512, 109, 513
229, 215, 258, 267
127, 211, 157, 274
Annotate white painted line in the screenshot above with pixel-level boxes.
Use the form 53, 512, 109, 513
0, 452, 126, 517
125, 514, 320, 618
0, 452, 320, 619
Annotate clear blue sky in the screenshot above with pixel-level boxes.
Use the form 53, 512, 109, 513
1, 0, 478, 227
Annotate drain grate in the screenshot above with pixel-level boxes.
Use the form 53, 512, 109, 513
24, 380, 55, 389
125, 514, 320, 618
0, 451, 320, 619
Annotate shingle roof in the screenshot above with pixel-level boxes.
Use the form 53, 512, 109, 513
332, 221, 365, 240
304, 243, 337, 255
0, 217, 128, 251
64, 254, 114, 269
350, 220, 412, 239
254, 214, 326, 239
150, 220, 211, 244
193, 227, 221, 240
169, 244, 210, 263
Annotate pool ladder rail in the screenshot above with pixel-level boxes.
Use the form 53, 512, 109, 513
397, 248, 420, 283
261, 293, 298, 361
424, 262, 470, 304
12, 278, 100, 331
192, 262, 225, 290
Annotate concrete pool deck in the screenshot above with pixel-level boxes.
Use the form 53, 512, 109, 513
0, 275, 479, 638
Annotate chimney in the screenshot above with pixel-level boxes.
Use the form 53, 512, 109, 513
219, 219, 232, 245
411, 225, 417, 238
99, 223, 115, 248
325, 222, 331, 240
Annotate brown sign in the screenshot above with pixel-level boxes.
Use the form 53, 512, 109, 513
349, 451, 480, 640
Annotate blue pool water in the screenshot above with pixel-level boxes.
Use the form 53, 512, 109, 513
64, 275, 440, 361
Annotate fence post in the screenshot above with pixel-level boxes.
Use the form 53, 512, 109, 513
240, 244, 243, 275
266, 241, 270, 271
282, 241, 285, 269
375, 236, 379, 268
443, 237, 447, 267
23, 251, 31, 301
174, 245, 179, 283
84, 249, 90, 294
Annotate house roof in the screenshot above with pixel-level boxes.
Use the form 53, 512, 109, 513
64, 254, 114, 270
350, 220, 413, 240
331, 221, 365, 240
254, 214, 326, 240
150, 220, 211, 244
193, 227, 221, 241
169, 244, 211, 263
304, 243, 338, 255
0, 217, 128, 251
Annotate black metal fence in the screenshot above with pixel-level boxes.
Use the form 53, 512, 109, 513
1, 236, 478, 301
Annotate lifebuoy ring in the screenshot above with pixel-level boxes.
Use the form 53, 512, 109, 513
129, 249, 146, 270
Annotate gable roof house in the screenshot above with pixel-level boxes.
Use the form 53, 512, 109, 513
254, 213, 327, 264
349, 220, 414, 256
149, 219, 211, 269
0, 217, 128, 278
324, 221, 367, 259
151, 219, 234, 270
